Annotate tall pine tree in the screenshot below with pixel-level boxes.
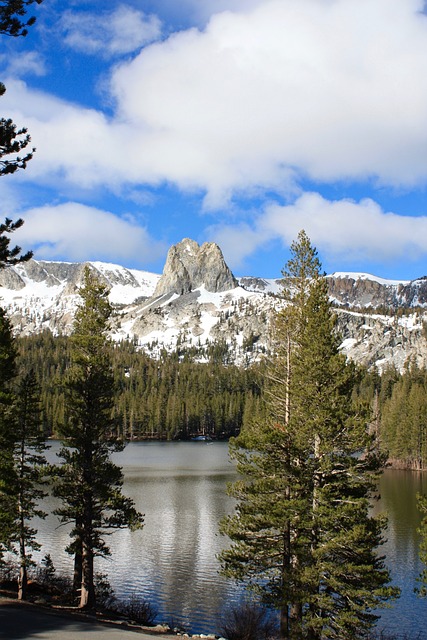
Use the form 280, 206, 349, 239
12, 369, 47, 600
52, 267, 143, 610
0, 306, 18, 554
220, 231, 398, 639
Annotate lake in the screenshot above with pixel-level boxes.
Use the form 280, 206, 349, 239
33, 441, 427, 637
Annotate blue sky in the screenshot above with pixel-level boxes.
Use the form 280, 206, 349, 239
1, 0, 427, 280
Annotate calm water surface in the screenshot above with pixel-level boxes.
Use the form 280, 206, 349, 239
35, 442, 427, 637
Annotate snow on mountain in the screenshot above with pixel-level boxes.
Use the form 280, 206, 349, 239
0, 243, 427, 372
329, 272, 410, 286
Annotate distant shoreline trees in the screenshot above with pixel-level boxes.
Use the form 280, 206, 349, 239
17, 331, 264, 441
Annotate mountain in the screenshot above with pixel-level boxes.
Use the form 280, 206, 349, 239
153, 238, 238, 296
0, 239, 426, 372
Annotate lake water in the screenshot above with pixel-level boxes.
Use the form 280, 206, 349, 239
34, 441, 427, 637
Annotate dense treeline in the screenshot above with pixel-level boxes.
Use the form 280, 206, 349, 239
352, 360, 427, 469
15, 328, 427, 464
17, 331, 265, 440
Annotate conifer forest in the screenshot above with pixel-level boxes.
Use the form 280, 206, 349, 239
14, 329, 427, 471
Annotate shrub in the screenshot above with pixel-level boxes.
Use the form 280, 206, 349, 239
94, 572, 116, 609
113, 593, 158, 626
218, 600, 278, 640
37, 554, 56, 587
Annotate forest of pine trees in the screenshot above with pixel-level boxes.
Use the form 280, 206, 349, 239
17, 331, 265, 441
14, 328, 427, 466
352, 360, 427, 470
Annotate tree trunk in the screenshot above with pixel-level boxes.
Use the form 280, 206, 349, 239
18, 490, 27, 601
280, 603, 289, 640
79, 539, 95, 610
285, 332, 291, 426
73, 543, 82, 597
18, 534, 27, 601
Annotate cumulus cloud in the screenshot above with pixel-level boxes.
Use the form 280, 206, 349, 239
207, 222, 272, 269
109, 0, 427, 201
210, 193, 427, 270
60, 4, 162, 57
4, 0, 427, 204
263, 194, 427, 263
13, 203, 166, 265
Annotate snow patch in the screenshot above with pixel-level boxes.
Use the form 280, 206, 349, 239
329, 272, 410, 286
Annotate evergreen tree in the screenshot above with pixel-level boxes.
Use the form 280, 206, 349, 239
220, 231, 398, 639
12, 369, 47, 600
0, 306, 18, 554
0, 1, 43, 38
52, 267, 143, 610
0, 0, 39, 178
0, 1, 41, 264
0, 217, 33, 267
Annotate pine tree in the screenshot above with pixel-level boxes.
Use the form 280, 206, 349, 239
0, 44, 43, 555
0, 306, 18, 554
220, 231, 398, 639
52, 267, 143, 610
0, 1, 43, 38
0, 1, 42, 264
12, 369, 47, 600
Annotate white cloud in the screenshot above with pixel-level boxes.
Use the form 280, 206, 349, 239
12, 202, 166, 265
0, 51, 47, 78
4, 0, 427, 203
109, 0, 427, 201
263, 193, 427, 263
207, 222, 271, 270
60, 4, 162, 57
158, 0, 268, 25
210, 193, 427, 269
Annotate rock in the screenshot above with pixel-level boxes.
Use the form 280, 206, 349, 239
0, 265, 25, 290
153, 238, 238, 297
1, 243, 427, 372
150, 623, 171, 632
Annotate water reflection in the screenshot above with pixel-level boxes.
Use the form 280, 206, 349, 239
36, 441, 240, 634
374, 470, 427, 637
33, 443, 427, 637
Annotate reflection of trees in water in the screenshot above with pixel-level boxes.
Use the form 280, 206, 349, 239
31, 449, 427, 637
138, 473, 238, 631
99, 444, 239, 634
374, 469, 427, 572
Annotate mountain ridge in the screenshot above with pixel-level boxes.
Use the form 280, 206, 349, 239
0, 239, 426, 372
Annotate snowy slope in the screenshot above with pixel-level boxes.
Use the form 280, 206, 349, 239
1, 258, 427, 371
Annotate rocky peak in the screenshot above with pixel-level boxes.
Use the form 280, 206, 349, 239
0, 266, 25, 290
153, 238, 238, 297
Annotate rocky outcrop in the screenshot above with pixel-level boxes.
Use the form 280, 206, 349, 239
1, 242, 427, 371
398, 278, 427, 307
239, 276, 281, 293
327, 274, 399, 308
153, 238, 238, 297
335, 310, 426, 372
0, 266, 25, 290
327, 273, 427, 310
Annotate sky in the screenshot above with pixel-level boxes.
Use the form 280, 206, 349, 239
1, 0, 427, 280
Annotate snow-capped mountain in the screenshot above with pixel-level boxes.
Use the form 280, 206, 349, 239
0, 237, 426, 372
